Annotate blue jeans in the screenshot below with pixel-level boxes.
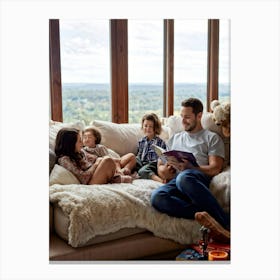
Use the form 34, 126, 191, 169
151, 169, 229, 229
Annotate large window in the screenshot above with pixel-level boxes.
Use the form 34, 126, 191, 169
128, 20, 164, 123
174, 20, 208, 115
50, 19, 230, 123
60, 20, 110, 124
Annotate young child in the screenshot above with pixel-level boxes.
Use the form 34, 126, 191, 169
157, 161, 177, 183
55, 127, 117, 185
136, 113, 169, 183
82, 126, 137, 179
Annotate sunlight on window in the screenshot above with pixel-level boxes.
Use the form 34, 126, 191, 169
128, 20, 164, 123
219, 20, 231, 103
60, 20, 110, 124
174, 20, 208, 115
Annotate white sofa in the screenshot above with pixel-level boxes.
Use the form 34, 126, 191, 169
49, 113, 230, 260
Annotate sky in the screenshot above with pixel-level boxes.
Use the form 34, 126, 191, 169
60, 19, 230, 84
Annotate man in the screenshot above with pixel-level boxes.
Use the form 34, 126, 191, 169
151, 98, 230, 242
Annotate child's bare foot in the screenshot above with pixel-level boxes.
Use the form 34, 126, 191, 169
120, 175, 133, 183
131, 171, 140, 179
111, 174, 133, 183
195, 211, 230, 243
121, 168, 131, 175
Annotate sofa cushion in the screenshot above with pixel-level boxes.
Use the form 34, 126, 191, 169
49, 164, 80, 186
49, 148, 56, 174
166, 112, 223, 138
49, 120, 85, 153
90, 120, 170, 156
53, 205, 146, 246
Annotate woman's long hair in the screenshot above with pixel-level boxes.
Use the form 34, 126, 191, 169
55, 128, 81, 162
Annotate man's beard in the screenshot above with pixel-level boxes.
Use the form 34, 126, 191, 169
185, 120, 196, 132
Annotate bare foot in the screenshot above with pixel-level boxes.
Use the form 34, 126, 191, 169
111, 174, 133, 183
121, 168, 131, 175
130, 171, 140, 179
120, 175, 133, 183
195, 211, 230, 243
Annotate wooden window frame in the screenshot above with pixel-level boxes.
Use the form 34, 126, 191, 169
163, 19, 174, 117
110, 20, 128, 123
49, 19, 220, 122
49, 19, 63, 122
207, 19, 219, 111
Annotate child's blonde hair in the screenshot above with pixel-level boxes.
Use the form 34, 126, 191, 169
141, 113, 162, 136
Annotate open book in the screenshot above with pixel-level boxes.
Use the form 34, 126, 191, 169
152, 144, 199, 167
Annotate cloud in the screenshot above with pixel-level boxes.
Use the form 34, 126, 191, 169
59, 19, 230, 84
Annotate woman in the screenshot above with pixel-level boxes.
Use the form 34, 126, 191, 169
55, 127, 117, 185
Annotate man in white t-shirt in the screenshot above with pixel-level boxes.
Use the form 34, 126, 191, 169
151, 98, 230, 242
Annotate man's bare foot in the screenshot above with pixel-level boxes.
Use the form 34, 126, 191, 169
195, 211, 230, 243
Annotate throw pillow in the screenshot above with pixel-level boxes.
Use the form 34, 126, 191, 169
49, 120, 85, 153
49, 164, 80, 186
90, 120, 143, 156
91, 120, 171, 156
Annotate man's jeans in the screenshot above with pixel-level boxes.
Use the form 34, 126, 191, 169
151, 169, 229, 229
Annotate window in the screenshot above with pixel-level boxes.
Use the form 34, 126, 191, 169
219, 19, 230, 103
50, 19, 229, 123
60, 20, 110, 124
174, 20, 208, 115
128, 20, 164, 123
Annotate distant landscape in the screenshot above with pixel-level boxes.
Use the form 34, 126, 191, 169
62, 83, 230, 124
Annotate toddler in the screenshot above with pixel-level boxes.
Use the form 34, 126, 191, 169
83, 127, 137, 182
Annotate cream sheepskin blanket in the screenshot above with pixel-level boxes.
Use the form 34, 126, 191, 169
50, 168, 230, 248
50, 179, 202, 247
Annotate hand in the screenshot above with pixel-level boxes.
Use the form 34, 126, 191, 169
113, 158, 121, 164
168, 158, 193, 171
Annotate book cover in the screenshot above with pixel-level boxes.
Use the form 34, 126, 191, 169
152, 144, 199, 167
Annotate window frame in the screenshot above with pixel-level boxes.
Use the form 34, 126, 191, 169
49, 19, 221, 122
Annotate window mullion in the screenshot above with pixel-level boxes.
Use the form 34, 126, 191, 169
207, 19, 219, 111
163, 19, 174, 117
49, 19, 63, 122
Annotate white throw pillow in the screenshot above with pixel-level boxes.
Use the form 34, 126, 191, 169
166, 112, 223, 138
107, 148, 121, 159
49, 164, 80, 186
49, 120, 85, 153
210, 167, 231, 213
201, 112, 223, 137
166, 115, 184, 138
91, 120, 144, 156
91, 120, 171, 156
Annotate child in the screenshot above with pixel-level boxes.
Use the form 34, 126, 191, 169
157, 161, 177, 183
136, 113, 168, 183
82, 126, 136, 179
55, 127, 117, 185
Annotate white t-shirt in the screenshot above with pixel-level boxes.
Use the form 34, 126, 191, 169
167, 129, 225, 166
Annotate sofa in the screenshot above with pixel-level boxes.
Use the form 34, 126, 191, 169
49, 112, 230, 261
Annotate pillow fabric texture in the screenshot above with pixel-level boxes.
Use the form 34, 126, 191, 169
49, 149, 56, 174
49, 164, 80, 186
90, 120, 171, 156
49, 120, 85, 153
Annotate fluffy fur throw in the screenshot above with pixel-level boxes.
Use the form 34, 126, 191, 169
50, 179, 203, 247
